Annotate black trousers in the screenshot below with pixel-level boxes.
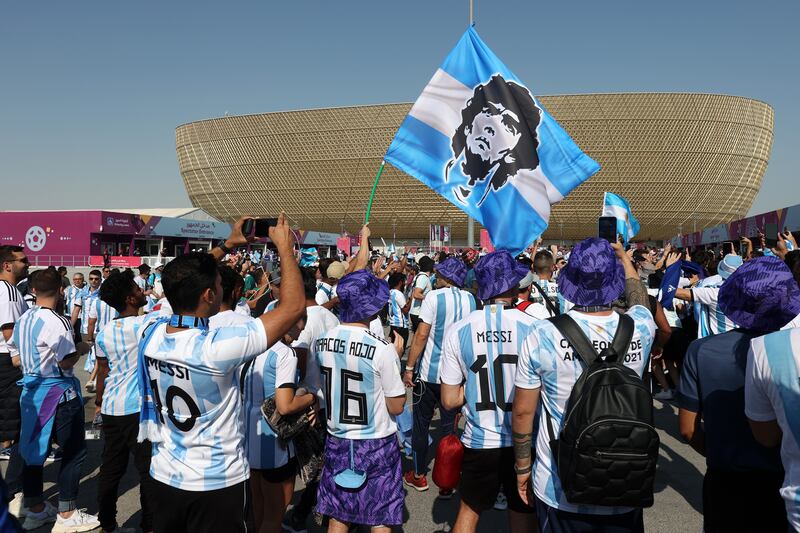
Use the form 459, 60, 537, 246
97, 413, 154, 532
703, 468, 787, 533
151, 479, 248, 533
411, 381, 458, 475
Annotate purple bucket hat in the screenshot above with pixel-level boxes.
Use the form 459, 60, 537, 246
558, 238, 625, 306
718, 256, 800, 331
475, 251, 530, 301
336, 270, 390, 324
435, 257, 467, 287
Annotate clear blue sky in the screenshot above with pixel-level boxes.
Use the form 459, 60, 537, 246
1, 0, 797, 216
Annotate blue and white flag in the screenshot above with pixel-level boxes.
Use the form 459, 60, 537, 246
659, 260, 682, 309
385, 27, 600, 255
602, 192, 640, 245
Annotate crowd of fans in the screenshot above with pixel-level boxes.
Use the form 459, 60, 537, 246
1, 217, 800, 533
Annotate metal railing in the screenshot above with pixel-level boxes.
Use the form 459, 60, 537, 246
29, 255, 91, 267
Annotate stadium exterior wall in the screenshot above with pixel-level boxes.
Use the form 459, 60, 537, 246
176, 93, 773, 242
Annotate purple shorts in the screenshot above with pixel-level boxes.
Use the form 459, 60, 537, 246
315, 434, 403, 526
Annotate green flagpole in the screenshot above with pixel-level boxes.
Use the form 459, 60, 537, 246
364, 160, 385, 224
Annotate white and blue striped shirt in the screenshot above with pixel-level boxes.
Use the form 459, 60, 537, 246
64, 284, 84, 318
440, 304, 536, 449
408, 273, 431, 317
515, 306, 655, 515
693, 275, 737, 338
417, 287, 477, 383
88, 297, 118, 334
313, 325, 405, 440
746, 327, 800, 531
77, 287, 100, 335
95, 314, 159, 416
144, 315, 269, 491
388, 289, 410, 328
0, 280, 28, 357
242, 341, 298, 470
12, 307, 76, 379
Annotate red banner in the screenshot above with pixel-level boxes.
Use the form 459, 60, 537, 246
480, 229, 494, 253
89, 256, 143, 268
336, 237, 351, 256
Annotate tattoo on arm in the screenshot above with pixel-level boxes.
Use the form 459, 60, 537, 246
513, 431, 533, 460
625, 278, 649, 309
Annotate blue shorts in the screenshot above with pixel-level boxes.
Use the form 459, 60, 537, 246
535, 497, 643, 533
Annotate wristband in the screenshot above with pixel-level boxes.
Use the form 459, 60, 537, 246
404, 366, 414, 372
514, 463, 533, 475
217, 241, 233, 255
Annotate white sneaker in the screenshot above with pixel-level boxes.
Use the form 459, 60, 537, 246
51, 509, 101, 533
21, 500, 57, 530
654, 389, 675, 401
8, 492, 26, 518
493, 491, 508, 510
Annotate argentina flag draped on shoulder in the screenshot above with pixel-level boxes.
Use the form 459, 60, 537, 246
385, 27, 599, 254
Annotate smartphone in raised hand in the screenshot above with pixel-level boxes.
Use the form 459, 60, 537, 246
598, 216, 617, 243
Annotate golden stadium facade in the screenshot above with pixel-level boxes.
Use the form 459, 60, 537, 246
176, 93, 773, 242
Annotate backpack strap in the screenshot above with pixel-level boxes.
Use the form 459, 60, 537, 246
531, 282, 560, 317
608, 314, 635, 362
547, 314, 599, 368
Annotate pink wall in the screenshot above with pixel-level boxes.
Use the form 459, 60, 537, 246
0, 211, 102, 256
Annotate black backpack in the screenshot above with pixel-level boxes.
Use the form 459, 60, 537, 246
543, 313, 659, 508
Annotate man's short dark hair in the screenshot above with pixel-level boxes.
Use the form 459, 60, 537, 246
89, 269, 102, 278
218, 265, 244, 308
138, 264, 151, 275
0, 245, 24, 264
30, 268, 61, 296
318, 258, 335, 279
451, 74, 541, 192
533, 250, 554, 276
99, 270, 138, 313
57, 266, 67, 275
302, 267, 318, 301
388, 273, 406, 290
162, 252, 219, 314
418, 256, 434, 273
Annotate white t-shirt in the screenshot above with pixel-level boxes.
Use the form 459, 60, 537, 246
417, 287, 477, 383
242, 341, 298, 470
0, 280, 28, 357
144, 315, 269, 491
96, 314, 159, 416
409, 273, 431, 317
440, 304, 536, 449
515, 306, 656, 515
313, 325, 404, 440
745, 328, 800, 531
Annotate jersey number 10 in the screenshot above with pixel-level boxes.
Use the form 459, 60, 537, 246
469, 354, 517, 412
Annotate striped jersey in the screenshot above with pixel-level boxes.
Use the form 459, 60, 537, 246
313, 325, 405, 440
12, 307, 77, 379
263, 298, 279, 314
64, 284, 85, 318
315, 282, 336, 306
515, 306, 655, 515
95, 314, 159, 416
440, 304, 536, 449
745, 328, 800, 531
87, 297, 119, 334
77, 287, 100, 335
242, 341, 298, 470
388, 289, 410, 328
693, 276, 736, 338
417, 287, 477, 383
0, 280, 28, 357
408, 273, 431, 316
143, 315, 269, 491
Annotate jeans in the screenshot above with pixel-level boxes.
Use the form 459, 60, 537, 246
23, 397, 86, 512
97, 413, 154, 532
411, 380, 457, 475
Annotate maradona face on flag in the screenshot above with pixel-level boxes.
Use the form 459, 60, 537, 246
385, 27, 599, 254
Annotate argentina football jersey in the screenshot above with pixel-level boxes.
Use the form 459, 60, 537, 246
417, 287, 476, 383
143, 317, 269, 491
693, 277, 737, 338
79, 288, 100, 335
440, 304, 536, 448
95, 314, 159, 416
241, 341, 298, 470
388, 288, 410, 328
313, 324, 405, 440
13, 307, 76, 379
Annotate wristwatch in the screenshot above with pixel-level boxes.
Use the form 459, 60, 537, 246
217, 241, 233, 255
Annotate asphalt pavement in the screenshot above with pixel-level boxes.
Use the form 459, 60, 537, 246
3, 363, 703, 533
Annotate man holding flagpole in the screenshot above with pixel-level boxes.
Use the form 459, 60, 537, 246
602, 192, 641, 246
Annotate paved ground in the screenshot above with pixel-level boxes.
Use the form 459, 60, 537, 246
3, 363, 704, 533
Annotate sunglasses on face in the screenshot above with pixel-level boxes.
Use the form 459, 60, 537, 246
89, 277, 101, 281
